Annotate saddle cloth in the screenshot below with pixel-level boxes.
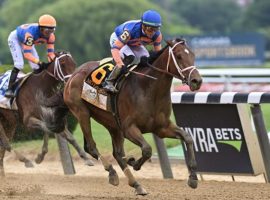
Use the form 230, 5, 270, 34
81, 57, 114, 111
81, 57, 138, 111
0, 70, 29, 110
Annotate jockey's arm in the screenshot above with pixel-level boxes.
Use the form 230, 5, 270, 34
22, 33, 39, 64
111, 39, 125, 67
153, 33, 162, 52
47, 33, 56, 62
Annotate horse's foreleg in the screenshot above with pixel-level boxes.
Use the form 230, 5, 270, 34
174, 126, 198, 188
0, 146, 6, 176
60, 127, 94, 166
125, 124, 152, 171
35, 132, 49, 164
110, 129, 147, 195
157, 123, 198, 189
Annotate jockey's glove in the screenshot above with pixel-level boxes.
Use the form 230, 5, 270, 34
140, 56, 149, 65
120, 65, 128, 74
38, 61, 49, 70
34, 61, 49, 74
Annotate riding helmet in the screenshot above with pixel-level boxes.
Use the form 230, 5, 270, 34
141, 10, 162, 27
39, 14, 57, 27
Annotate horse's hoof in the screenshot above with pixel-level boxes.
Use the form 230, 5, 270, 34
25, 161, 34, 168
84, 159, 94, 166
135, 185, 148, 196
5, 145, 12, 152
35, 156, 43, 164
109, 173, 119, 186
188, 176, 198, 189
89, 149, 99, 160
133, 163, 141, 171
127, 157, 136, 166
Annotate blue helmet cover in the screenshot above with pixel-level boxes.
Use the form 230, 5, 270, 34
141, 10, 162, 27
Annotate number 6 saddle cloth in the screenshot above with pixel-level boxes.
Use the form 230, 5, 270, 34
81, 57, 117, 111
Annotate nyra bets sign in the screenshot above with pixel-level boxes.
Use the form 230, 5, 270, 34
172, 104, 254, 174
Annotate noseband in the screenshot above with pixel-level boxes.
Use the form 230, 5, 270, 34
166, 41, 198, 84
45, 53, 73, 82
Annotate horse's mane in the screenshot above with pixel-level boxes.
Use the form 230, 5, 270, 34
148, 45, 168, 64
55, 50, 70, 56
148, 38, 186, 64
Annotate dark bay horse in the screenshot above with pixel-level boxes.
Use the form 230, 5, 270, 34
63, 38, 202, 195
0, 51, 93, 176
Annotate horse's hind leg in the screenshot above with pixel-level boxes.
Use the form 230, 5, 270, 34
68, 103, 99, 160
109, 128, 147, 195
60, 127, 94, 166
124, 124, 152, 171
0, 122, 11, 152
0, 146, 6, 176
13, 150, 34, 168
71, 108, 118, 184
35, 132, 49, 164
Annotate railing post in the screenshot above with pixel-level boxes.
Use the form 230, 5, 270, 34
55, 133, 76, 175
250, 104, 270, 182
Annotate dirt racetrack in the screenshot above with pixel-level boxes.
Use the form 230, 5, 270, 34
1, 153, 270, 200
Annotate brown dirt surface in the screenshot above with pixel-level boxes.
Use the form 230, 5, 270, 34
0, 152, 270, 200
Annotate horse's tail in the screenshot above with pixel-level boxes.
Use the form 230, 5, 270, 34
36, 90, 69, 133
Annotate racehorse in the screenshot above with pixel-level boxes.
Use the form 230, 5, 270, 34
0, 51, 93, 176
63, 38, 202, 195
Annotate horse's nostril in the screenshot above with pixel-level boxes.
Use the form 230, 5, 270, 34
191, 78, 202, 85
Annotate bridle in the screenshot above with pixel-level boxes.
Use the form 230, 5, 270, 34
166, 41, 198, 84
45, 53, 73, 82
147, 41, 198, 84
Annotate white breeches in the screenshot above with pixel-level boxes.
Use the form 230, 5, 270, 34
110, 32, 149, 65
8, 30, 39, 70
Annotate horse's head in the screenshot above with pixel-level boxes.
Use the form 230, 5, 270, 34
164, 38, 202, 91
45, 51, 76, 82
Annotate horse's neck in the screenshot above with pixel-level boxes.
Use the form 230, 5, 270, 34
33, 72, 60, 94
133, 62, 172, 100
150, 51, 173, 94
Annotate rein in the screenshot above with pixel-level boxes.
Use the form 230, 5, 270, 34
45, 53, 73, 82
146, 41, 198, 84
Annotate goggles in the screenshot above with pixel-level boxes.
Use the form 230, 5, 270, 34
144, 25, 160, 32
40, 26, 56, 34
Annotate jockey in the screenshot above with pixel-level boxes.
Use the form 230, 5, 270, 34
5, 14, 57, 98
104, 9, 162, 93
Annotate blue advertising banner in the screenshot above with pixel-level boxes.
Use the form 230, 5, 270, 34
184, 33, 265, 67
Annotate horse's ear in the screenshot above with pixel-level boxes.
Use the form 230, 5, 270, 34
166, 39, 173, 46
54, 51, 60, 57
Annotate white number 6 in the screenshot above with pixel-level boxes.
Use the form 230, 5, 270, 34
120, 30, 130, 41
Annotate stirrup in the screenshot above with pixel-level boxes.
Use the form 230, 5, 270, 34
5, 90, 15, 98
103, 83, 118, 93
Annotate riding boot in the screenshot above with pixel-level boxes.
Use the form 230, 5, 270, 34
103, 65, 122, 93
5, 67, 19, 98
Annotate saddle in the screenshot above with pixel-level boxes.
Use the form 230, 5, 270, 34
0, 70, 30, 110
81, 57, 137, 111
